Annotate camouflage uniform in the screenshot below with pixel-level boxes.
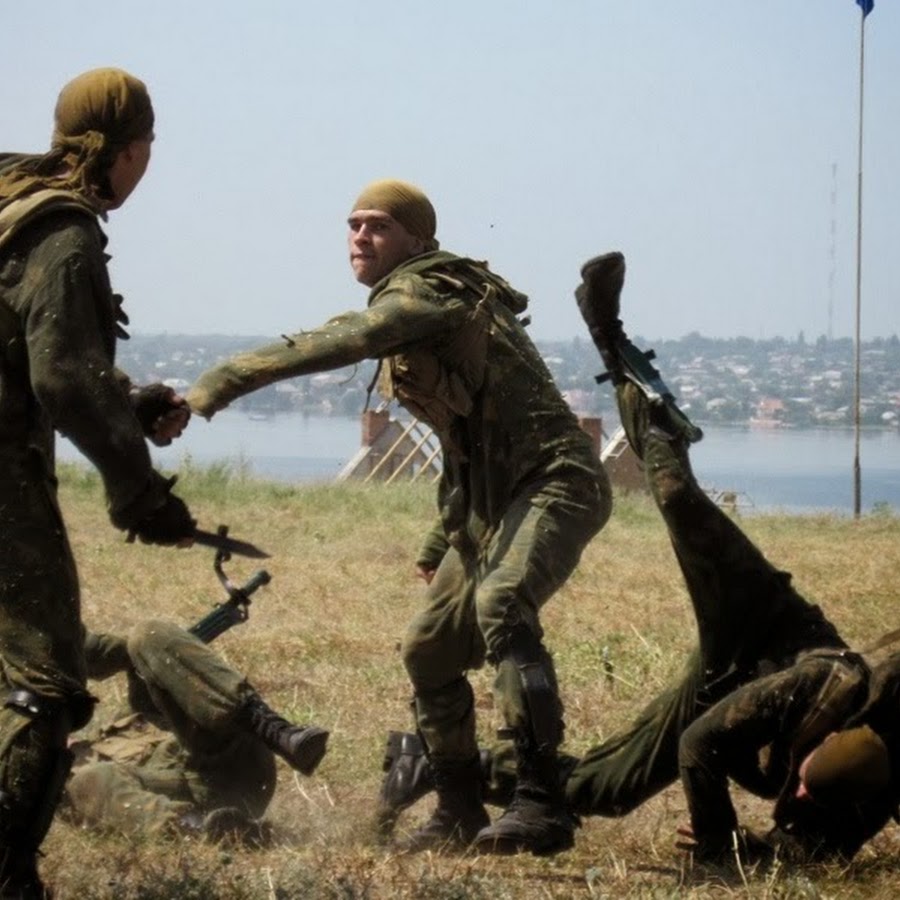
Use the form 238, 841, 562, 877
679, 647, 900, 861
65, 622, 276, 835
189, 250, 611, 848
563, 381, 845, 815
0, 181, 178, 866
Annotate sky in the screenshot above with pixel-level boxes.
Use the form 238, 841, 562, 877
2, 1, 897, 343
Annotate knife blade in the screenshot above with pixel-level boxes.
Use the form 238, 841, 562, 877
193, 528, 271, 559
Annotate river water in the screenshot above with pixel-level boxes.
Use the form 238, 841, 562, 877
57, 411, 900, 516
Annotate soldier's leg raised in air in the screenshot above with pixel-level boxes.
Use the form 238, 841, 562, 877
569, 256, 845, 819
616, 380, 844, 676
576, 255, 844, 678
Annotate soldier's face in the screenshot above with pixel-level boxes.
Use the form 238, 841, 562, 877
105, 133, 154, 210
348, 210, 425, 287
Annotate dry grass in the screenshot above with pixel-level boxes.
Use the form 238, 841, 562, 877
40, 462, 900, 898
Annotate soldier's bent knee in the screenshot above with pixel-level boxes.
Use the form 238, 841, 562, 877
127, 619, 180, 661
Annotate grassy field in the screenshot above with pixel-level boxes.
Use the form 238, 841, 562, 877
39, 462, 900, 899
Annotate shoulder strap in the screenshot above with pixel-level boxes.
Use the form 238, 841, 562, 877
0, 188, 99, 256
0, 189, 100, 355
791, 652, 868, 755
389, 252, 530, 316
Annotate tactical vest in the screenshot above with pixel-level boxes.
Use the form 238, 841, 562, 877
0, 188, 100, 359
771, 648, 869, 820
370, 252, 530, 438
791, 649, 869, 755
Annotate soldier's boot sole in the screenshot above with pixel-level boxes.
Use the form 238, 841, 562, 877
473, 816, 575, 857
396, 805, 490, 854
576, 251, 626, 348
280, 726, 330, 775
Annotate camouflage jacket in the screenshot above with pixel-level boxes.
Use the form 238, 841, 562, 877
680, 648, 900, 861
188, 251, 607, 559
0, 169, 169, 528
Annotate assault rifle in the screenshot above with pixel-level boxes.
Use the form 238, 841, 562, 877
189, 526, 272, 643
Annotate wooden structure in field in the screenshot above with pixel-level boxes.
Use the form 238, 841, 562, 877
599, 425, 645, 493
337, 408, 608, 485
337, 409, 443, 484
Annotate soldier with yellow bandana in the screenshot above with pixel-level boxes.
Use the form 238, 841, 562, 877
188, 179, 612, 856
0, 69, 196, 898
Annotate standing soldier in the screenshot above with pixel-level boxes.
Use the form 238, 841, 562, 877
188, 179, 612, 856
0, 69, 196, 898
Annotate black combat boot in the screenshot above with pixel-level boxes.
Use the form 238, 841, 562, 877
376, 732, 507, 837
239, 693, 329, 775
376, 732, 435, 836
396, 755, 490, 853
375, 730, 581, 837
473, 745, 578, 857
575, 251, 627, 367
474, 627, 576, 857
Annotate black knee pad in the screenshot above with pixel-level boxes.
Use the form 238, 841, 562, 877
491, 627, 564, 753
1, 689, 76, 850
4, 687, 94, 737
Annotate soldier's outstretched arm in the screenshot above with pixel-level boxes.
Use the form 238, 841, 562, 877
187, 288, 469, 418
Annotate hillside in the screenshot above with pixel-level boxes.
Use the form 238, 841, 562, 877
119, 331, 900, 429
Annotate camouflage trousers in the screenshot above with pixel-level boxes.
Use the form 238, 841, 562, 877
64, 621, 276, 835
402, 471, 607, 762
562, 382, 845, 815
0, 463, 93, 853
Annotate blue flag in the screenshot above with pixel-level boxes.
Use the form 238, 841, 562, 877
856, 0, 874, 16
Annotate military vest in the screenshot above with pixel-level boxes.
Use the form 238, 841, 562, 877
0, 188, 100, 356
371, 252, 530, 438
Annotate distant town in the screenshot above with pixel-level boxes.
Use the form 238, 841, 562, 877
119, 331, 900, 431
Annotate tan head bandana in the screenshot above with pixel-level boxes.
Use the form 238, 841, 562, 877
352, 179, 439, 251
0, 67, 154, 203
803, 725, 892, 805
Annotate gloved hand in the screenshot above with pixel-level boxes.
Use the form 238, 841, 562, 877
130, 383, 191, 446
130, 491, 196, 547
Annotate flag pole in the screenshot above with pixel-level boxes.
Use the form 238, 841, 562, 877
852, 8, 867, 518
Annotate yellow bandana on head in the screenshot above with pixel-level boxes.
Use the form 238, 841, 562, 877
803, 725, 892, 805
0, 67, 154, 203
351, 179, 439, 251
53, 67, 154, 149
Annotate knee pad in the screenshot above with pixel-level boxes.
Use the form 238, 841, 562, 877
0, 689, 76, 850
491, 627, 564, 754
4, 687, 95, 733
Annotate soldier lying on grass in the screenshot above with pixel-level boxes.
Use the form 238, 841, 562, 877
62, 621, 328, 845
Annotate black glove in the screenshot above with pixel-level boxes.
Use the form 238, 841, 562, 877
130, 383, 191, 446
130, 492, 196, 546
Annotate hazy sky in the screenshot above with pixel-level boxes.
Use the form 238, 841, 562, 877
2, 1, 897, 343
